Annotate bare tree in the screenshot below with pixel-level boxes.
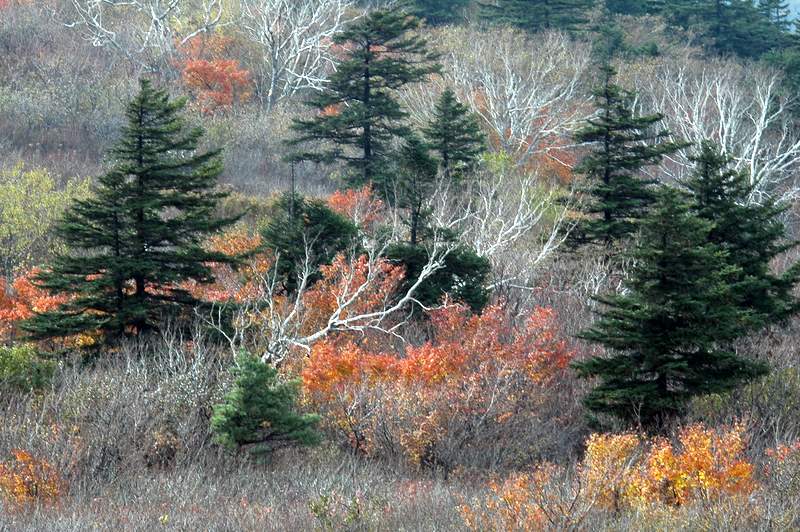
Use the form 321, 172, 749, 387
238, 0, 359, 111
403, 27, 592, 169
66, 0, 225, 71
634, 58, 800, 204
199, 220, 457, 365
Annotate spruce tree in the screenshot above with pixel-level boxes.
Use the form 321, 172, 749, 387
394, 134, 439, 246
574, 188, 769, 427
261, 192, 359, 293
423, 88, 485, 181
568, 65, 685, 249
481, 0, 595, 33
288, 7, 440, 189
23, 79, 236, 341
685, 141, 800, 328
211, 352, 321, 456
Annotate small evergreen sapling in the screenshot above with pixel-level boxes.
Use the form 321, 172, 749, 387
211, 352, 321, 456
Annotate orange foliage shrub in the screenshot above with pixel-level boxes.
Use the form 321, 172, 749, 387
184, 227, 272, 304
461, 423, 757, 529
0, 449, 63, 510
182, 59, 252, 113
0, 269, 68, 341
180, 34, 252, 113
302, 304, 574, 469
327, 186, 385, 232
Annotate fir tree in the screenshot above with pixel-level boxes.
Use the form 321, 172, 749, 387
423, 88, 485, 181
23, 79, 236, 341
684, 141, 800, 328
211, 352, 321, 456
568, 65, 685, 249
261, 192, 359, 293
394, 134, 439, 246
288, 7, 440, 189
574, 188, 769, 427
481, 0, 595, 33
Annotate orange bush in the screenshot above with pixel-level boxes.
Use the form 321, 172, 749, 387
0, 449, 63, 510
462, 423, 757, 528
0, 269, 68, 341
302, 304, 574, 467
182, 59, 252, 113
327, 186, 385, 232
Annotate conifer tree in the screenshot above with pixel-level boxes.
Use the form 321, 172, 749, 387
685, 141, 800, 328
394, 134, 439, 246
481, 0, 595, 33
574, 188, 769, 427
261, 192, 359, 293
211, 352, 321, 456
23, 79, 236, 341
568, 65, 685, 249
423, 88, 485, 181
288, 7, 440, 189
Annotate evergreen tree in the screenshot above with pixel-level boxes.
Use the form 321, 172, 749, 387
288, 7, 440, 189
684, 141, 800, 328
411, 0, 471, 25
386, 241, 491, 312
568, 65, 685, 249
759, 0, 792, 30
481, 0, 595, 33
660, 0, 787, 59
574, 188, 769, 427
394, 134, 439, 246
423, 88, 485, 181
261, 192, 359, 293
23, 79, 236, 341
211, 352, 321, 456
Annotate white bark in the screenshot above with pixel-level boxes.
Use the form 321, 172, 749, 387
634, 58, 800, 204
66, 0, 225, 70
238, 0, 359, 111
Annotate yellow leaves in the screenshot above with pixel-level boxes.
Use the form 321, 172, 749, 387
581, 423, 755, 510
0, 163, 90, 275
0, 449, 63, 510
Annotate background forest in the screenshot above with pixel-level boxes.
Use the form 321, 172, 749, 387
4, 0, 800, 530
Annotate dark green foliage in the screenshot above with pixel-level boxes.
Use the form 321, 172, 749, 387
411, 0, 471, 25
481, 0, 595, 33
423, 88, 485, 181
574, 188, 769, 427
658, 0, 789, 59
0, 344, 55, 393
23, 79, 236, 341
568, 65, 685, 249
386, 242, 491, 312
211, 352, 321, 456
684, 141, 800, 328
288, 7, 440, 188
261, 192, 359, 293
392, 134, 439, 246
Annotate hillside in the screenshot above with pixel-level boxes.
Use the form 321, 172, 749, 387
2, 1, 800, 530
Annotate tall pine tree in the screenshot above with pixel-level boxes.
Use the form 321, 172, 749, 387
685, 141, 800, 328
423, 88, 485, 181
288, 7, 440, 189
568, 65, 685, 249
24, 79, 237, 341
574, 187, 769, 427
